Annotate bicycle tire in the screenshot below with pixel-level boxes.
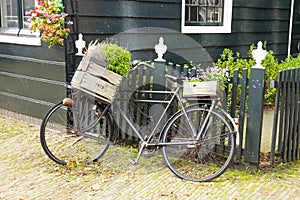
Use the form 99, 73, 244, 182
162, 108, 236, 182
40, 99, 112, 165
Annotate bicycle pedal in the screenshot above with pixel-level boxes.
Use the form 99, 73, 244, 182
129, 158, 138, 165
141, 148, 159, 158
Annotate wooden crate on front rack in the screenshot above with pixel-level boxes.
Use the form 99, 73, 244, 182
71, 56, 123, 103
182, 81, 218, 98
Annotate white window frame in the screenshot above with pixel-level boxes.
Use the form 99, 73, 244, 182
181, 0, 233, 34
0, 0, 41, 46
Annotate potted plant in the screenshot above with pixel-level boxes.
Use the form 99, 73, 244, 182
71, 41, 131, 103
86, 41, 131, 76
183, 65, 228, 98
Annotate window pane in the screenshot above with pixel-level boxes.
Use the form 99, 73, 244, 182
0, 0, 35, 28
1, 0, 19, 28
185, 0, 224, 25
23, 0, 35, 28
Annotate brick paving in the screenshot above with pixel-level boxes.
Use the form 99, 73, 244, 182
0, 113, 300, 200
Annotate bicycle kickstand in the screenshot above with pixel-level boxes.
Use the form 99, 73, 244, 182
129, 141, 147, 165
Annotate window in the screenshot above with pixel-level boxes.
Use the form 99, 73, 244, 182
0, 0, 40, 46
182, 0, 233, 33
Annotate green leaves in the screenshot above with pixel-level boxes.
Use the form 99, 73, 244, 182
216, 42, 291, 106
87, 41, 131, 76
101, 43, 131, 76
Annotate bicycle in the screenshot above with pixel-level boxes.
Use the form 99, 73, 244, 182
40, 60, 238, 182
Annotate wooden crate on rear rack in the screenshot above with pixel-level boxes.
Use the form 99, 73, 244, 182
71, 56, 123, 103
183, 81, 218, 98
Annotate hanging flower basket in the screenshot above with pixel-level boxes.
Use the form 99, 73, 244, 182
26, 0, 73, 48
183, 81, 218, 98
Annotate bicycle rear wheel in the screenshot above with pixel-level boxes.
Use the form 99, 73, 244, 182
162, 108, 235, 182
40, 96, 112, 165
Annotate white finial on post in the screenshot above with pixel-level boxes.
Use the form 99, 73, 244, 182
252, 41, 267, 68
154, 37, 167, 62
75, 33, 86, 56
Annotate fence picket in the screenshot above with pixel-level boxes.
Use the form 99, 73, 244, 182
143, 64, 152, 134
236, 68, 248, 160
123, 74, 132, 140
278, 71, 285, 159
296, 68, 300, 160
282, 70, 289, 162
229, 70, 239, 118
270, 70, 282, 164
292, 68, 299, 161
135, 66, 144, 137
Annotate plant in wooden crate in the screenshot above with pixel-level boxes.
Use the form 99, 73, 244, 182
71, 41, 131, 103
86, 41, 131, 76
27, 0, 73, 48
183, 65, 228, 98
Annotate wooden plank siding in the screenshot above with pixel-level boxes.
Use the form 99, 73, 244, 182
200, 0, 291, 60
0, 44, 67, 119
65, 0, 182, 63
65, 0, 292, 62
70, 0, 180, 36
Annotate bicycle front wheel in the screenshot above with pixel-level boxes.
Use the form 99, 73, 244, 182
40, 100, 112, 165
162, 108, 235, 182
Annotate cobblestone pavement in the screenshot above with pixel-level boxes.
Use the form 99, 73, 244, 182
0, 112, 300, 200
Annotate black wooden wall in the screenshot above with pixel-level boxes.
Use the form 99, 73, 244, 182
0, 43, 66, 119
66, 0, 291, 62
222, 0, 291, 59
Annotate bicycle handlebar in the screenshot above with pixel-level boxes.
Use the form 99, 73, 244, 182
131, 60, 155, 71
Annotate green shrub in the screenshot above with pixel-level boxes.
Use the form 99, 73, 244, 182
101, 43, 131, 76
216, 42, 280, 106
261, 48, 280, 105
216, 48, 254, 75
279, 54, 300, 70
216, 42, 300, 106
215, 46, 253, 109
87, 41, 131, 76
